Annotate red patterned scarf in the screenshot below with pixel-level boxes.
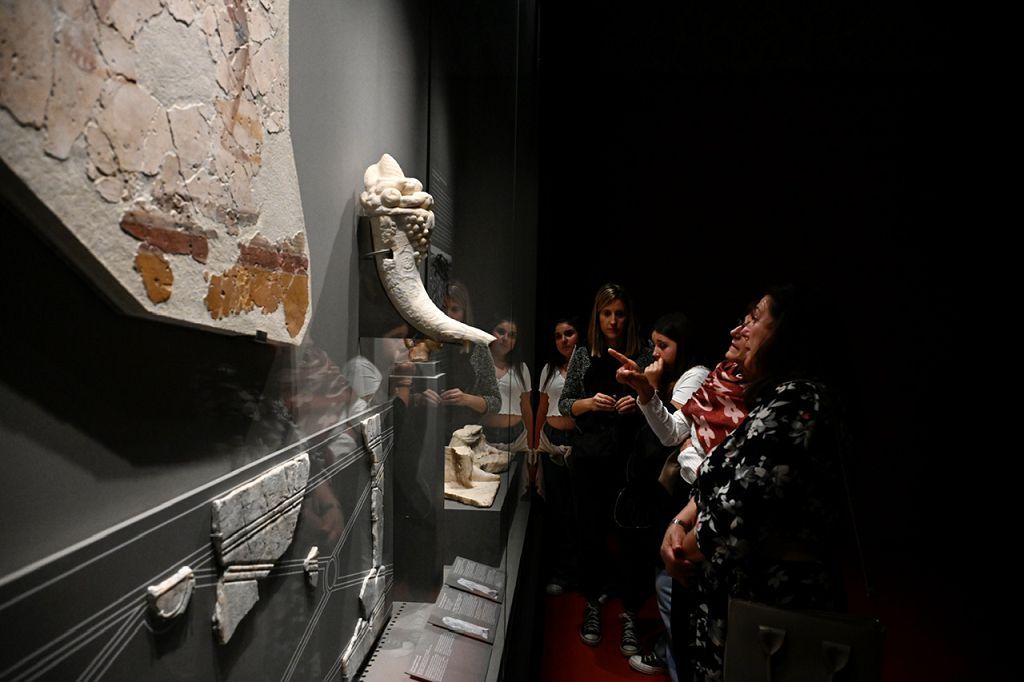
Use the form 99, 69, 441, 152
679, 360, 747, 454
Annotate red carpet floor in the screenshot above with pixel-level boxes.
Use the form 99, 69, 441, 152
540, 590, 668, 681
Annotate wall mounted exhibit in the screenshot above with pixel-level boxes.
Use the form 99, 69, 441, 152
146, 565, 195, 621
359, 154, 496, 346
210, 451, 310, 643
0, 0, 311, 343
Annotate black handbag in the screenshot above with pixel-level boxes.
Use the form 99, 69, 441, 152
724, 598, 884, 682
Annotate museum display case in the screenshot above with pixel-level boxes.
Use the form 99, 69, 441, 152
0, 1, 538, 680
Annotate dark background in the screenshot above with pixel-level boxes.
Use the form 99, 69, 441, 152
534, 1, 989, 678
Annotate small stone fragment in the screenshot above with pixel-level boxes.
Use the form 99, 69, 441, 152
213, 579, 259, 644
134, 245, 173, 303
222, 564, 274, 581
371, 485, 383, 567
304, 546, 320, 588
358, 566, 386, 618
360, 414, 382, 463
146, 566, 195, 620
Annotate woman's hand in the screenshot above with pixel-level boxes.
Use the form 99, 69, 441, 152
609, 348, 655, 404
440, 388, 487, 413
661, 500, 703, 584
615, 395, 637, 414
644, 357, 664, 392
590, 392, 617, 412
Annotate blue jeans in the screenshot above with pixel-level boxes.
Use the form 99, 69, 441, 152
654, 569, 679, 682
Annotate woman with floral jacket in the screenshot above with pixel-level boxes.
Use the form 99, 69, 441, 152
661, 286, 842, 680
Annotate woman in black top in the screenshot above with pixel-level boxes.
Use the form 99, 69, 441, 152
558, 282, 644, 652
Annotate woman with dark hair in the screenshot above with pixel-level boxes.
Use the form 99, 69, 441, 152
661, 285, 842, 680
427, 280, 500, 440
481, 317, 533, 453
614, 312, 711, 659
559, 283, 644, 650
535, 316, 582, 594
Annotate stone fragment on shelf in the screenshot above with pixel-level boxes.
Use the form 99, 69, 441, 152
146, 566, 194, 620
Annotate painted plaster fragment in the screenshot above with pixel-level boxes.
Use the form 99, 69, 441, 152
96, 80, 174, 176
207, 233, 310, 338
1, 0, 310, 344
168, 105, 213, 173
97, 23, 137, 81
134, 245, 173, 303
121, 209, 210, 263
0, 1, 54, 127
95, 176, 125, 203
94, 0, 163, 42
44, 6, 105, 160
146, 566, 195, 620
165, 0, 195, 25
247, 5, 273, 44
213, 579, 259, 644
85, 121, 118, 176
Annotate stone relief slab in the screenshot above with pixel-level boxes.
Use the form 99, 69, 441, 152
209, 451, 309, 642
0, 0, 310, 344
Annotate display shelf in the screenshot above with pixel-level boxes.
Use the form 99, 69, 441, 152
443, 453, 524, 566
359, 489, 532, 682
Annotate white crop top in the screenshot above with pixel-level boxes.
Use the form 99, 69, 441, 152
538, 364, 566, 417
497, 363, 531, 415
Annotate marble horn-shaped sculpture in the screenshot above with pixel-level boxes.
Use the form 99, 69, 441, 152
359, 154, 496, 346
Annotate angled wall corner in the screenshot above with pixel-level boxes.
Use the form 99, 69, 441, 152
0, 0, 311, 344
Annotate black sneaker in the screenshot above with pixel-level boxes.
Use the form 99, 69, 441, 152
619, 611, 640, 656
629, 652, 668, 675
579, 601, 602, 646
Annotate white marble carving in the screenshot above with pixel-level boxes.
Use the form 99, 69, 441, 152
304, 546, 320, 588
450, 424, 511, 474
359, 154, 496, 347
209, 452, 309, 643
444, 445, 501, 508
0, 0, 311, 344
146, 566, 195, 620
213, 579, 259, 645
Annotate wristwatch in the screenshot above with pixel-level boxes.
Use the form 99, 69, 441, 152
669, 518, 688, 530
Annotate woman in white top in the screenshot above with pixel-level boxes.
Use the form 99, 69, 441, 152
481, 317, 533, 453
534, 315, 581, 594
